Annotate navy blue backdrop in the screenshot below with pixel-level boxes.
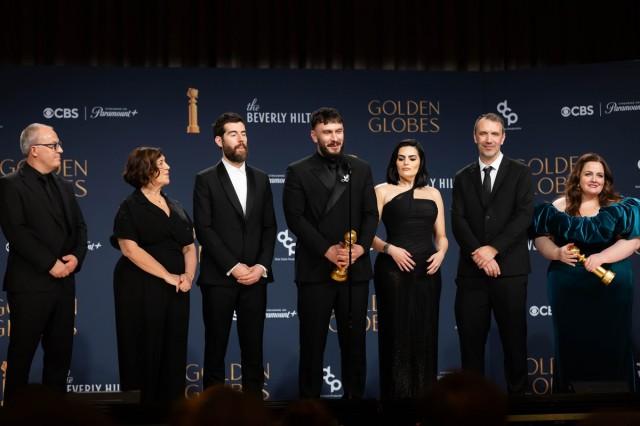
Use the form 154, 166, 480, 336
1, 62, 639, 402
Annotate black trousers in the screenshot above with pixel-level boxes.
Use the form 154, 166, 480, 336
114, 262, 190, 405
140, 279, 189, 404
113, 260, 144, 391
201, 283, 267, 396
297, 280, 369, 399
455, 274, 528, 394
5, 283, 75, 403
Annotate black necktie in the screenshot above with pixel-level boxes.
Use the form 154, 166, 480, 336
482, 166, 493, 198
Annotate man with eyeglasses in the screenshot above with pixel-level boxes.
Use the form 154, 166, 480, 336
0, 123, 87, 403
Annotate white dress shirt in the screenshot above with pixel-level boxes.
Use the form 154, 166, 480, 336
221, 157, 267, 279
221, 157, 247, 215
478, 152, 503, 191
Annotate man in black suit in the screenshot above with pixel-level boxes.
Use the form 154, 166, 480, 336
0, 123, 87, 403
451, 113, 533, 394
194, 112, 276, 397
283, 107, 378, 399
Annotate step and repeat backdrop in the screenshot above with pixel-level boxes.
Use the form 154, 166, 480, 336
0, 62, 639, 401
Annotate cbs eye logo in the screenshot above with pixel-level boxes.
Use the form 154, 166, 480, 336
43, 107, 79, 119
560, 105, 594, 118
529, 305, 552, 317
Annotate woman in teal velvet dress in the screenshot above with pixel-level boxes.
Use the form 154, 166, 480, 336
532, 153, 640, 393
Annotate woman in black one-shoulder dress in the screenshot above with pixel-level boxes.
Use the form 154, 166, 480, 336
372, 140, 448, 400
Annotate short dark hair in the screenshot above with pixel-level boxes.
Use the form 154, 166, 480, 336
122, 146, 164, 188
386, 139, 429, 188
310, 107, 343, 129
473, 112, 505, 134
213, 112, 245, 138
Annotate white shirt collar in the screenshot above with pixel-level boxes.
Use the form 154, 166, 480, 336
478, 152, 504, 171
221, 156, 246, 175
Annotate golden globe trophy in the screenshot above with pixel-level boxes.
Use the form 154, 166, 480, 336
330, 230, 358, 283
186, 88, 200, 134
1, 360, 6, 407
569, 246, 615, 285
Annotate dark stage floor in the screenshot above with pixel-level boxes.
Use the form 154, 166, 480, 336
53, 391, 640, 425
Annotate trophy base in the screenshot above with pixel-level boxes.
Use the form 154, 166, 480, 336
330, 270, 347, 283
600, 270, 615, 286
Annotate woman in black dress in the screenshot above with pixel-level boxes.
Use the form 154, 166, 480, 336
111, 147, 197, 405
372, 139, 448, 399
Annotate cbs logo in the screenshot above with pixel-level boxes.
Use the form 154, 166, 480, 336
43, 107, 79, 119
529, 305, 552, 317
560, 105, 594, 118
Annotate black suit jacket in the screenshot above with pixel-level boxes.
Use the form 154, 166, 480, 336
0, 164, 87, 292
451, 156, 533, 277
283, 153, 378, 283
194, 161, 276, 287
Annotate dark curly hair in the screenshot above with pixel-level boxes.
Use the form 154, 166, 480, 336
310, 107, 343, 129
564, 152, 621, 216
122, 146, 164, 188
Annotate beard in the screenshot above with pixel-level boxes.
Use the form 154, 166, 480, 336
223, 143, 248, 163
317, 142, 343, 159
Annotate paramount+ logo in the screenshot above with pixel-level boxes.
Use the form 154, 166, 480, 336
43, 107, 79, 119
560, 105, 594, 118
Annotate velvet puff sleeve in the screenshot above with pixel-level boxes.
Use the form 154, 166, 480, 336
531, 197, 640, 244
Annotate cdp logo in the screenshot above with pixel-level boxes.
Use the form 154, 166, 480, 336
560, 105, 594, 118
43, 107, 79, 119
277, 229, 296, 256
497, 100, 518, 126
322, 366, 342, 395
529, 305, 552, 317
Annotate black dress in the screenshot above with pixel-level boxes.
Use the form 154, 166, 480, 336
374, 189, 442, 399
111, 189, 193, 404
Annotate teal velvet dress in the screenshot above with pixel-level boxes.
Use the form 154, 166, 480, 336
532, 197, 640, 393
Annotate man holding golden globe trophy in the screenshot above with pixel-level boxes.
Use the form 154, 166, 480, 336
283, 107, 378, 399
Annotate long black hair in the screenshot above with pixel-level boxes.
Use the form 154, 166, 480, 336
385, 139, 429, 188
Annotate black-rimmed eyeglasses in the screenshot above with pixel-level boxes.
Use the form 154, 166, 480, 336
33, 142, 62, 150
